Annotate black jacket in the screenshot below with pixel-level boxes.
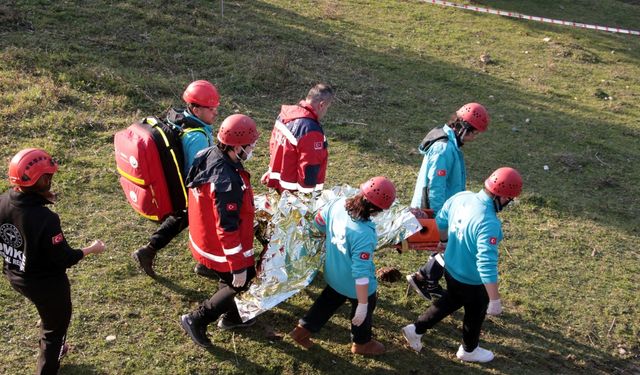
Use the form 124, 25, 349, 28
0, 189, 83, 285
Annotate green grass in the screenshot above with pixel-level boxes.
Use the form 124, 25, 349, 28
1, 0, 639, 374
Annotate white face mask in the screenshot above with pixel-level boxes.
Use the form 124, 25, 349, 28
237, 145, 253, 161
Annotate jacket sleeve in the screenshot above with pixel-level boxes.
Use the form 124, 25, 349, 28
349, 229, 378, 281
435, 197, 451, 231
475, 221, 503, 284
296, 131, 326, 188
426, 145, 452, 213
212, 178, 246, 270
42, 213, 84, 269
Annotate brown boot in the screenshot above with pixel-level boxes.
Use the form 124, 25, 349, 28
289, 325, 313, 349
132, 245, 157, 277
351, 339, 385, 356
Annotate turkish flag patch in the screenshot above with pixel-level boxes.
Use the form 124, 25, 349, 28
226, 203, 238, 211
489, 237, 497, 245
314, 141, 323, 150
52, 233, 64, 245
437, 169, 447, 176
359, 252, 370, 260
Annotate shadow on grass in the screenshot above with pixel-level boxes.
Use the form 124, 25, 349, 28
469, 0, 640, 51
60, 363, 105, 375
153, 274, 212, 302
370, 292, 632, 374
1, 1, 638, 373
2, 0, 638, 239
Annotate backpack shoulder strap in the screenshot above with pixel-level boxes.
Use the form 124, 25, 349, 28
419, 127, 448, 151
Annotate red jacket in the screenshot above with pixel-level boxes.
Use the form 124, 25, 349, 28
186, 147, 255, 273
262, 101, 328, 193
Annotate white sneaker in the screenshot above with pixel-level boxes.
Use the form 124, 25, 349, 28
401, 324, 423, 352
456, 344, 494, 362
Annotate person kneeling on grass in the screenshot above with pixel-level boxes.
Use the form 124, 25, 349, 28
289, 176, 396, 356
1, 148, 106, 374
402, 167, 522, 363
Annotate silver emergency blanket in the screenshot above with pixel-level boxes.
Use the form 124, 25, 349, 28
235, 186, 421, 322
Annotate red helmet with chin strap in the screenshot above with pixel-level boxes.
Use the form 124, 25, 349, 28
183, 80, 220, 108
217, 114, 259, 146
360, 176, 396, 210
8, 148, 58, 187
484, 167, 523, 198
456, 103, 489, 132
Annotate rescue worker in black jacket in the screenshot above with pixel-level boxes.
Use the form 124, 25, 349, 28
1, 148, 106, 375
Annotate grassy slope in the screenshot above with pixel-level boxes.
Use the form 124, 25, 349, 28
0, 0, 638, 374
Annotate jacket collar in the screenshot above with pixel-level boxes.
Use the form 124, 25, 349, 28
185, 146, 244, 188
443, 124, 462, 150
9, 189, 53, 206
278, 100, 319, 123
477, 189, 497, 212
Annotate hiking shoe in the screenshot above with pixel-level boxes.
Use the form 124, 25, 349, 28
406, 274, 432, 300
351, 339, 385, 356
180, 314, 212, 348
289, 325, 314, 349
425, 283, 445, 299
456, 345, 494, 363
132, 245, 157, 277
217, 317, 256, 331
194, 263, 219, 280
401, 324, 423, 352
406, 274, 445, 300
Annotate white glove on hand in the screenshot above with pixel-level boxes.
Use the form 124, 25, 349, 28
351, 303, 368, 327
487, 299, 502, 316
232, 270, 247, 288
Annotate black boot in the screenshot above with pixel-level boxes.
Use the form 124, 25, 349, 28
132, 245, 157, 277
180, 314, 212, 348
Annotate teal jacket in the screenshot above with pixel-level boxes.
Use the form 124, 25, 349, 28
315, 197, 378, 299
436, 190, 503, 285
167, 109, 214, 174
410, 124, 466, 213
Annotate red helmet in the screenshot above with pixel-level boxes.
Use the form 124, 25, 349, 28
456, 103, 489, 132
360, 176, 396, 210
8, 148, 58, 187
217, 114, 259, 146
484, 167, 523, 198
182, 80, 220, 108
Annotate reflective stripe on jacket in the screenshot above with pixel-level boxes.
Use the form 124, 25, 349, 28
186, 147, 255, 273
263, 101, 328, 193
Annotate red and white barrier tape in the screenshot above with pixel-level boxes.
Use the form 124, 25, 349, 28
418, 0, 640, 36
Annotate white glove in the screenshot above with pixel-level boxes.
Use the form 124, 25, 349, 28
232, 270, 247, 288
351, 303, 368, 327
487, 299, 502, 316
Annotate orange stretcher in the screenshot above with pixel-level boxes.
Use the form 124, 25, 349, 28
394, 209, 440, 252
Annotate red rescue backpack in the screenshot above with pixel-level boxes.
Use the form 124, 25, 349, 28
114, 117, 194, 221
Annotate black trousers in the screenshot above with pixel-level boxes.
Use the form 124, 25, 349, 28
299, 285, 377, 345
193, 266, 256, 325
11, 276, 72, 375
413, 270, 489, 352
418, 253, 444, 284
148, 210, 188, 250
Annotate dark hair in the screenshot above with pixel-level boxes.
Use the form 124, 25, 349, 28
447, 116, 476, 146
306, 83, 335, 104
217, 142, 233, 153
345, 193, 382, 221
